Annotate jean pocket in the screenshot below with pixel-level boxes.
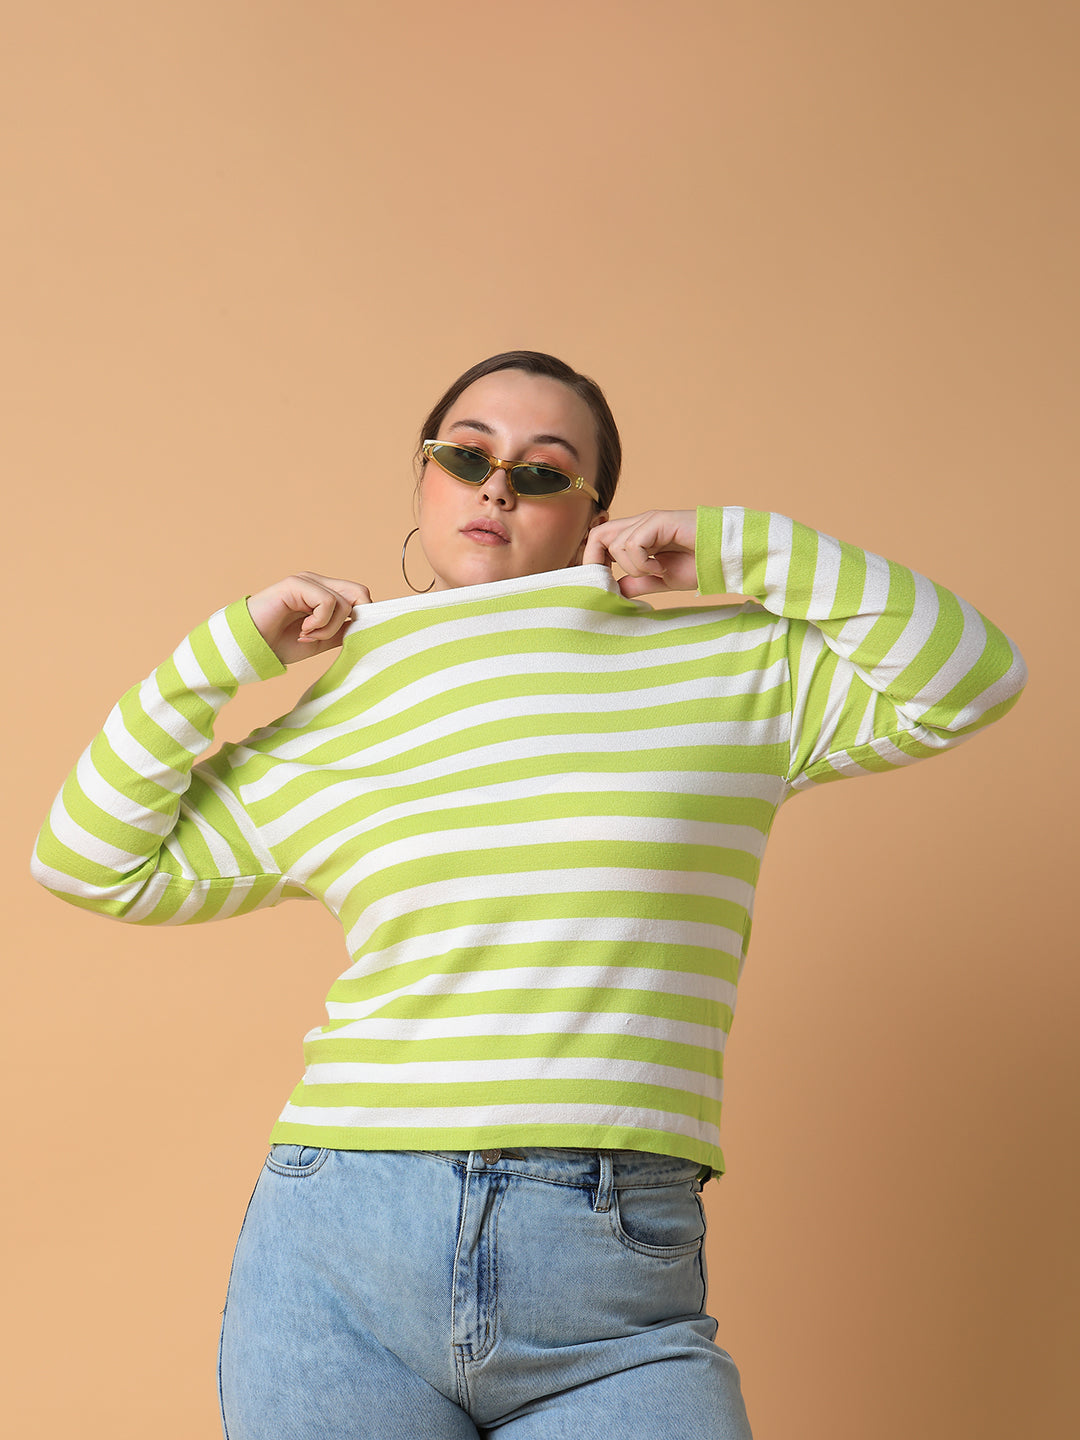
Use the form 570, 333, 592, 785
610, 1180, 706, 1257
264, 1143, 329, 1177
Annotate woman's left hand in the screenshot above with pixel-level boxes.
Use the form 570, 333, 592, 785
582, 510, 698, 596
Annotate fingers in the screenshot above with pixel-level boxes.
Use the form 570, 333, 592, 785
618, 572, 678, 598
584, 521, 664, 577
584, 520, 660, 572
583, 511, 698, 592
581, 529, 611, 569
294, 574, 372, 642
247, 573, 373, 663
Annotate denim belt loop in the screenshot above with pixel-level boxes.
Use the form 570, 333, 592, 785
592, 1151, 614, 1212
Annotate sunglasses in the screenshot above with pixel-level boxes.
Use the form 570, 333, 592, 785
422, 440, 600, 502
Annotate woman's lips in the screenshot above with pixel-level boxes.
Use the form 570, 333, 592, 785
462, 523, 510, 545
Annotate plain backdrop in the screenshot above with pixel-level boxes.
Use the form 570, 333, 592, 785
4, 3, 1077, 1437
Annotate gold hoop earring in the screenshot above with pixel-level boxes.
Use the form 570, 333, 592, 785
401, 527, 435, 593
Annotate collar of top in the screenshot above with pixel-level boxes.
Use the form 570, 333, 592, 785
344, 562, 625, 629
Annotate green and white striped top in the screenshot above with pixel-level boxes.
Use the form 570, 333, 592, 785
31, 507, 1026, 1171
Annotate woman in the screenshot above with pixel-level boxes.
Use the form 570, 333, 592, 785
32, 350, 1026, 1439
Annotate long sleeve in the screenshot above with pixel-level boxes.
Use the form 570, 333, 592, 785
694, 505, 1027, 789
30, 598, 309, 924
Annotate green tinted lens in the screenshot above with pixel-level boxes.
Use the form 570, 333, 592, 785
512, 465, 572, 495
436, 444, 490, 484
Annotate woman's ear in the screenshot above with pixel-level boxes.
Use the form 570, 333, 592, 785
572, 509, 609, 565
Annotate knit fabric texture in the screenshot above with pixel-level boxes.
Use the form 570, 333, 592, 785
32, 506, 1026, 1170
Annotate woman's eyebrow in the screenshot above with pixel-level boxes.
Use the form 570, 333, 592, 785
447, 419, 580, 465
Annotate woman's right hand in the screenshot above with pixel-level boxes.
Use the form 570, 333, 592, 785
246, 572, 373, 665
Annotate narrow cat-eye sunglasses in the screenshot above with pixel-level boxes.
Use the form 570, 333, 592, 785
422, 440, 600, 502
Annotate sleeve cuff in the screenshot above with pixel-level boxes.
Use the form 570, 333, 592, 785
694, 505, 730, 595
228, 597, 288, 681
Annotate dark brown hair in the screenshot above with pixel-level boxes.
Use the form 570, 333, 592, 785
414, 350, 621, 510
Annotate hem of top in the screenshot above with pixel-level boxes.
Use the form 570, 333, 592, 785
267, 1121, 725, 1179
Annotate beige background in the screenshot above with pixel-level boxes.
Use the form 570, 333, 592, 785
4, 2, 1077, 1436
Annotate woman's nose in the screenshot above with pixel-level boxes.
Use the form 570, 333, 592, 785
480, 466, 516, 508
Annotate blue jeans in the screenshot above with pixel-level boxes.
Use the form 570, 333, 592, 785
218, 1146, 753, 1438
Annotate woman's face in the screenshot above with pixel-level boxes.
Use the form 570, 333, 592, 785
417, 369, 609, 592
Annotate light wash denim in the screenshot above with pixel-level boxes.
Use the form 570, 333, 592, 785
218, 1146, 753, 1438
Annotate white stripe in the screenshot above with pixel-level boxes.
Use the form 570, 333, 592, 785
100, 707, 188, 794
323, 814, 764, 915
242, 654, 790, 778
902, 596, 988, 727
832, 547, 892, 651
333, 916, 745, 983
170, 634, 231, 708
212, 879, 261, 922
787, 625, 826, 763
274, 1100, 721, 1140
261, 766, 786, 852
873, 570, 941, 680
325, 962, 739, 1025
162, 885, 218, 925
74, 748, 169, 838
136, 672, 205, 755
764, 512, 793, 605
46, 790, 146, 873
303, 1010, 730, 1049
718, 507, 745, 595
191, 767, 282, 872
800, 655, 861, 770
162, 801, 243, 878
973, 640, 1027, 717
343, 865, 755, 955
267, 618, 782, 736
829, 544, 898, 659
805, 715, 970, 784
206, 607, 261, 684
851, 685, 880, 749
303, 1057, 720, 1095
241, 716, 789, 809
809, 530, 842, 613
108, 871, 175, 920
30, 852, 112, 900
865, 732, 935, 765
357, 598, 738, 669
123, 872, 286, 924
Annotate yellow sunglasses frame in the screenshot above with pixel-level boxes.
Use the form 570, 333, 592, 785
422, 440, 600, 503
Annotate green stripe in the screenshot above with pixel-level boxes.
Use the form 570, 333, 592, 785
278, 789, 772, 873
329, 940, 741, 1005
334, 842, 760, 931
352, 892, 747, 966
154, 656, 220, 737
287, 618, 786, 735
116, 688, 196, 769
285, 1077, 722, 1124
303, 1032, 725, 1077
60, 774, 166, 859
89, 732, 178, 809
370, 987, 733, 1031
255, 746, 789, 832
225, 599, 288, 681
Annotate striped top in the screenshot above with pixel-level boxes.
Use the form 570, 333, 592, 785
31, 506, 1026, 1171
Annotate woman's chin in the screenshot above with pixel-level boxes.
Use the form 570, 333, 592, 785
424, 538, 579, 592
429, 550, 520, 591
